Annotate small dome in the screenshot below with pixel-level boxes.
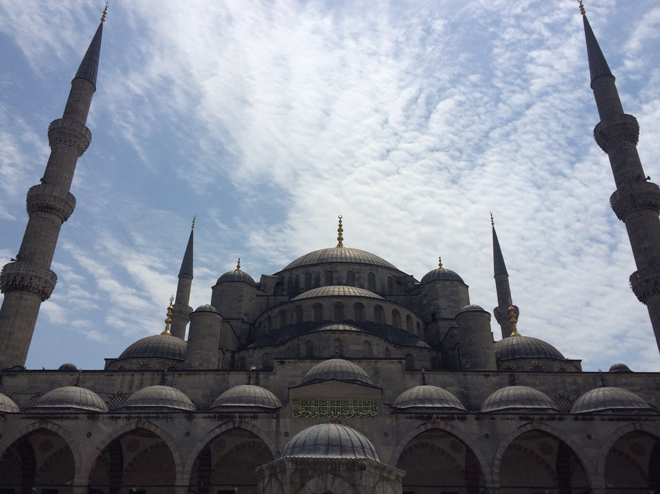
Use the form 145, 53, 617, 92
481, 386, 558, 413
421, 267, 464, 284
392, 385, 466, 411
31, 386, 108, 412
211, 385, 282, 410
282, 424, 380, 461
217, 268, 256, 286
311, 323, 364, 333
302, 359, 373, 385
609, 363, 633, 373
571, 387, 653, 414
58, 363, 78, 371
194, 304, 220, 313
459, 304, 487, 313
282, 247, 398, 271
494, 335, 565, 361
121, 385, 196, 411
118, 334, 187, 361
0, 393, 19, 413
292, 286, 384, 301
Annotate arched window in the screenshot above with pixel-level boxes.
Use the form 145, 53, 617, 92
334, 304, 344, 322
346, 270, 355, 286
333, 338, 343, 356
368, 272, 376, 292
294, 306, 303, 324
314, 273, 321, 288
416, 321, 421, 335
238, 357, 246, 370
294, 274, 300, 289
266, 315, 272, 331
274, 282, 284, 296
304, 272, 312, 290
405, 353, 415, 371
354, 303, 365, 322
278, 310, 286, 328
313, 303, 323, 322
287, 277, 293, 292
362, 340, 372, 358
387, 276, 394, 295
262, 353, 273, 369
406, 314, 413, 332
305, 340, 314, 358
325, 271, 334, 285
374, 305, 384, 324
392, 309, 401, 329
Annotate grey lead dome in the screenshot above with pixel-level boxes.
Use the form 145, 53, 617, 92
0, 393, 19, 413
571, 387, 654, 414
118, 334, 187, 361
211, 385, 282, 410
217, 268, 257, 286
420, 267, 464, 284
392, 385, 466, 411
31, 386, 108, 412
494, 335, 565, 361
302, 359, 373, 385
121, 385, 196, 411
292, 286, 384, 301
282, 423, 380, 461
481, 386, 558, 413
282, 247, 398, 271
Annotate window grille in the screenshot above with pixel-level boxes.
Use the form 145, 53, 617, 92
313, 304, 323, 322
354, 303, 365, 322
362, 341, 372, 358
333, 304, 344, 322
374, 305, 384, 324
333, 339, 343, 357
555, 394, 573, 412
305, 340, 314, 358
405, 353, 415, 371
107, 392, 128, 410
392, 309, 401, 329
346, 271, 355, 286
368, 273, 376, 291
27, 393, 43, 408
325, 271, 334, 285
262, 353, 273, 369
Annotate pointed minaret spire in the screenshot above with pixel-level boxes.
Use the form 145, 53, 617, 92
170, 219, 195, 340
490, 214, 518, 338
0, 13, 107, 368
580, 7, 660, 355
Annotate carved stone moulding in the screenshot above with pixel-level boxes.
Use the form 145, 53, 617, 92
26, 184, 77, 222
0, 262, 57, 301
594, 113, 639, 154
630, 266, 660, 304
610, 181, 660, 220
48, 118, 92, 156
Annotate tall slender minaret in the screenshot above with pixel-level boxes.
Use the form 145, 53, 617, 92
491, 214, 518, 339
580, 4, 660, 355
170, 218, 195, 340
0, 8, 107, 368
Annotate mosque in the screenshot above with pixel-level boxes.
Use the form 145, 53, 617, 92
0, 4, 660, 494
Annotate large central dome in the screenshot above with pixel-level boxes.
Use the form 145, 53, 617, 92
281, 247, 398, 271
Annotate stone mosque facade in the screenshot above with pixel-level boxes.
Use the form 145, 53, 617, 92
1, 5, 660, 494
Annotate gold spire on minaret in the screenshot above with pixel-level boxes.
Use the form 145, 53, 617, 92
162, 296, 174, 335
507, 297, 521, 337
101, 3, 108, 22
490, 212, 494, 227
236, 258, 241, 271
192, 216, 196, 230
438, 257, 443, 269
336, 216, 344, 248
578, 0, 586, 16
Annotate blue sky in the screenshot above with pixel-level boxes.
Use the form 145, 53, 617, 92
1, 0, 660, 371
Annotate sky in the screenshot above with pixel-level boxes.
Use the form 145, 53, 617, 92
1, 0, 660, 371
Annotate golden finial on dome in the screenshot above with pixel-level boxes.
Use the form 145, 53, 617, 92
508, 297, 521, 337
101, 3, 108, 23
490, 211, 494, 227
192, 216, 196, 230
162, 296, 174, 335
438, 257, 443, 269
578, 0, 586, 16
336, 215, 344, 248
236, 258, 241, 270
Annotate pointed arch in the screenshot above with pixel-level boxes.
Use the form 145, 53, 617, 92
298, 473, 354, 494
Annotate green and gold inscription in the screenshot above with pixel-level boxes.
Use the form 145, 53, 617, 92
292, 399, 377, 418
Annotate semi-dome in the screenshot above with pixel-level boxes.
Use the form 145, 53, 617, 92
58, 363, 78, 371
292, 286, 384, 301
571, 387, 654, 414
118, 334, 187, 361
311, 323, 364, 333
609, 363, 633, 373
210, 385, 282, 410
31, 386, 108, 412
0, 393, 19, 413
302, 359, 373, 385
282, 423, 380, 461
121, 385, 196, 411
481, 386, 558, 413
421, 267, 464, 284
282, 247, 398, 271
217, 268, 256, 286
392, 385, 466, 411
494, 335, 565, 361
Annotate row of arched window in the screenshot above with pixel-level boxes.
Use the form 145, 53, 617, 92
255, 345, 416, 369
286, 271, 397, 294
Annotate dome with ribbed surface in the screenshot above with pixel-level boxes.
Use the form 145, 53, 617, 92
311, 323, 364, 333
571, 387, 653, 414
121, 385, 195, 411
494, 335, 565, 361
421, 268, 464, 284
282, 247, 398, 271
58, 363, 78, 371
217, 268, 256, 286
282, 424, 380, 460
459, 304, 487, 313
481, 386, 558, 413
0, 393, 19, 413
302, 359, 373, 385
119, 334, 186, 361
31, 386, 108, 412
392, 385, 466, 411
609, 363, 632, 373
194, 304, 220, 313
211, 385, 282, 410
292, 286, 384, 301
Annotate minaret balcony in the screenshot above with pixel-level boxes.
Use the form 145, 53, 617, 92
609, 181, 660, 221
48, 118, 92, 156
594, 113, 639, 153
630, 266, 660, 304
0, 262, 57, 301
26, 184, 76, 222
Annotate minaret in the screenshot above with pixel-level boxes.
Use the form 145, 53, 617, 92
0, 8, 107, 369
170, 218, 195, 340
580, 3, 660, 354
491, 214, 518, 339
